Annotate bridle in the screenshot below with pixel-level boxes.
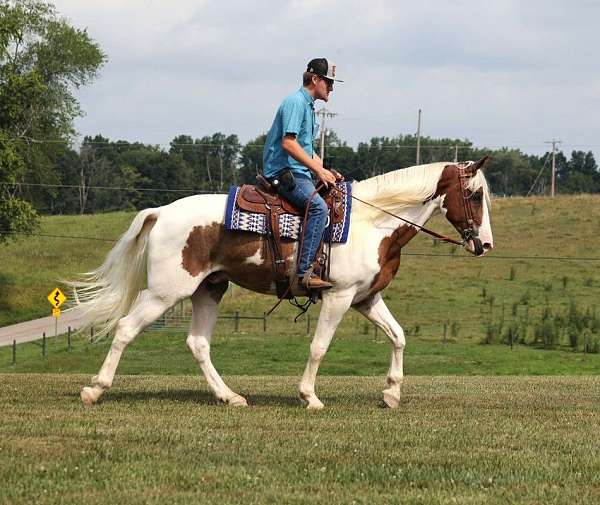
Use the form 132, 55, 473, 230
455, 161, 484, 254
331, 161, 483, 250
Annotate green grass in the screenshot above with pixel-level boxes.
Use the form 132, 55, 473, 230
1, 374, 599, 504
1, 195, 600, 363
2, 325, 600, 376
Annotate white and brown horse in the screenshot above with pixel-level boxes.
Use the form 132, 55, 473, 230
72, 158, 493, 409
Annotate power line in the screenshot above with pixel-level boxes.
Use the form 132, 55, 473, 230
0, 231, 116, 242
2, 136, 594, 150
402, 252, 600, 261
526, 152, 550, 197
0, 181, 225, 194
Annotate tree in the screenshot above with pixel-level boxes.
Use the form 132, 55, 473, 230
238, 133, 266, 184
558, 151, 599, 194
0, 0, 105, 239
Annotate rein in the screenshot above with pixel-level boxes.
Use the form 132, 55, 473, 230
334, 187, 465, 247
331, 161, 480, 247
265, 162, 478, 317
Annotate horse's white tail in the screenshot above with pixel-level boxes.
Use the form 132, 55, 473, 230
66, 208, 160, 337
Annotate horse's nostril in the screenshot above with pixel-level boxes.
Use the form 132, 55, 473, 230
483, 243, 493, 250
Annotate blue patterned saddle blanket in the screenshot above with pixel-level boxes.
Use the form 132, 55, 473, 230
224, 181, 352, 244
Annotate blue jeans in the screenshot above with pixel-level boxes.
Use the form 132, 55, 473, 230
276, 173, 328, 277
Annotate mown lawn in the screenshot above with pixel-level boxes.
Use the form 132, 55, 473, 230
1, 195, 600, 348
1, 374, 599, 504
2, 328, 600, 376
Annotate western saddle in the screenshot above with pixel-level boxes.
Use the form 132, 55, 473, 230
235, 174, 344, 298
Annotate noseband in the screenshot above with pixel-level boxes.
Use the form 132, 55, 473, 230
456, 162, 484, 253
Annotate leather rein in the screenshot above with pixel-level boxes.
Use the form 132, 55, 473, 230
331, 162, 479, 248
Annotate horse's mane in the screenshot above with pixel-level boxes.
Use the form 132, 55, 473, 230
352, 162, 491, 217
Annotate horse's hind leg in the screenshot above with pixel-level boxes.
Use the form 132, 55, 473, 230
186, 280, 247, 406
80, 289, 175, 405
354, 293, 405, 408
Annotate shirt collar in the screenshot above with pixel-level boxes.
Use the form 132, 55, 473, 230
299, 87, 315, 108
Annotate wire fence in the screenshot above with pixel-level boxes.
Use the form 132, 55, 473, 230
4, 297, 599, 367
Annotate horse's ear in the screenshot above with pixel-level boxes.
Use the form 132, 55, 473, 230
472, 155, 491, 172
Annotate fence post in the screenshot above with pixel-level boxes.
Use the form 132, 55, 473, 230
263, 313, 267, 333
12, 340, 16, 365
306, 315, 311, 336
68, 326, 72, 352
234, 311, 240, 333
42, 332, 46, 357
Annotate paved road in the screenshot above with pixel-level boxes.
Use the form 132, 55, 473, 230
0, 309, 88, 347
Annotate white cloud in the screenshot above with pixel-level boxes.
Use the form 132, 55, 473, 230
54, 0, 600, 157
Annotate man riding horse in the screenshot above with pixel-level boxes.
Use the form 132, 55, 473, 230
262, 58, 344, 291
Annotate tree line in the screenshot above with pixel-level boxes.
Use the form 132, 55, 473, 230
11, 131, 598, 215
1, 0, 599, 241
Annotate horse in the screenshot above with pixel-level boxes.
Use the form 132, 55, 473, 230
71, 157, 493, 409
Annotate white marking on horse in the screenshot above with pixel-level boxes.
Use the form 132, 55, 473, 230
244, 249, 263, 266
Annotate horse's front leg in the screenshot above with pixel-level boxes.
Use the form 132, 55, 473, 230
299, 290, 355, 410
354, 293, 406, 408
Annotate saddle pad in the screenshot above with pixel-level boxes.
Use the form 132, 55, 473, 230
224, 181, 352, 244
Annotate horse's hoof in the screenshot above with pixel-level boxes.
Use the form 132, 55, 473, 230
382, 390, 400, 409
228, 394, 248, 407
299, 391, 324, 410
80, 387, 98, 406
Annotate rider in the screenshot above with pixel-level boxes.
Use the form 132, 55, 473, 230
263, 58, 343, 291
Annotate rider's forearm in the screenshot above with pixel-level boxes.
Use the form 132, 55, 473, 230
281, 136, 322, 174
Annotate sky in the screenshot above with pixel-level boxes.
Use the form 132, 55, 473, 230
52, 0, 600, 158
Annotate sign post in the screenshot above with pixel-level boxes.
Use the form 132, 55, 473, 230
47, 287, 67, 337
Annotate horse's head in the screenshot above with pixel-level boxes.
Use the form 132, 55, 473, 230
434, 156, 494, 256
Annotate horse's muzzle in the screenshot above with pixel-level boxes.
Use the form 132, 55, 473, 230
473, 237, 485, 256
465, 237, 489, 256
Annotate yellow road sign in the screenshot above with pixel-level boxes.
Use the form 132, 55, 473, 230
47, 287, 67, 308
52, 307, 61, 317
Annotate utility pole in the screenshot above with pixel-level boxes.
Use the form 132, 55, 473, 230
544, 139, 562, 197
416, 108, 422, 165
316, 108, 337, 161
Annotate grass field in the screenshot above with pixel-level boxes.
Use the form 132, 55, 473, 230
1, 195, 600, 350
1, 374, 599, 504
2, 196, 600, 504
2, 327, 600, 376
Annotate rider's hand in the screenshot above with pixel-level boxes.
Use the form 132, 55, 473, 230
330, 169, 344, 181
315, 167, 337, 188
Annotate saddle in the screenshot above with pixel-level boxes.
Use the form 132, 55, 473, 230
236, 176, 345, 224
235, 175, 345, 298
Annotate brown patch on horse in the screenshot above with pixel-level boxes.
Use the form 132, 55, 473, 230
181, 223, 222, 276
369, 224, 418, 294
182, 223, 297, 294
433, 165, 484, 229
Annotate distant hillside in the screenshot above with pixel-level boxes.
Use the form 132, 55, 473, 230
1, 195, 599, 349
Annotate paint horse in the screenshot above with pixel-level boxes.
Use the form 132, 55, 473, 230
73, 158, 493, 409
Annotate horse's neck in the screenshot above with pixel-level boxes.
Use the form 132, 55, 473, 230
374, 200, 438, 236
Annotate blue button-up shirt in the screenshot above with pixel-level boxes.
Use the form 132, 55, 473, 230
263, 87, 319, 179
